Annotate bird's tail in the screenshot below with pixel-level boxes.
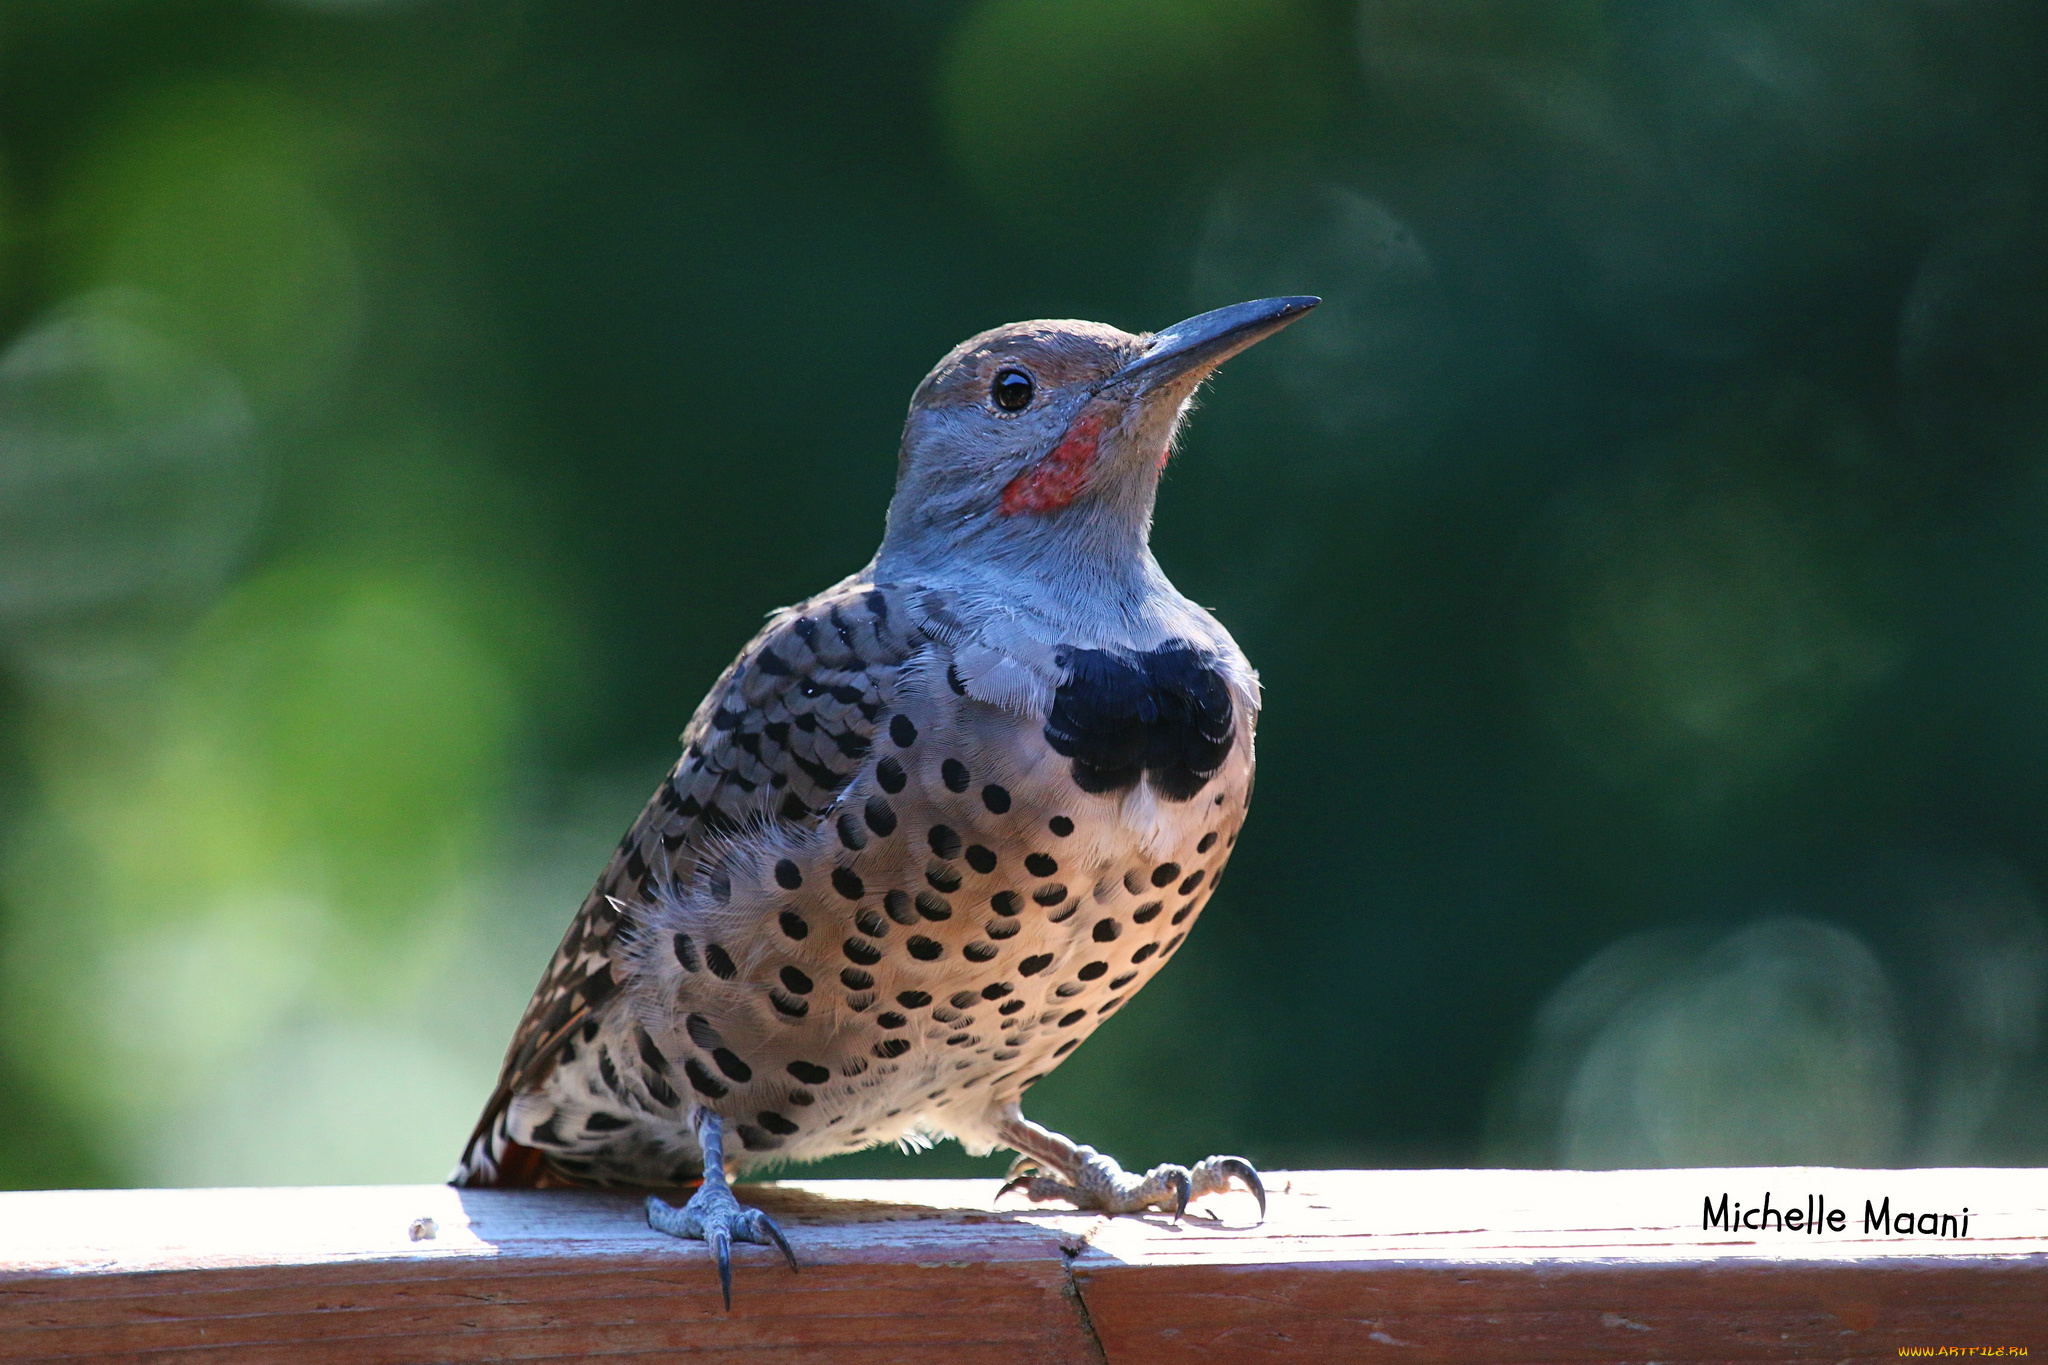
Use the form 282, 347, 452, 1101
450, 1088, 563, 1188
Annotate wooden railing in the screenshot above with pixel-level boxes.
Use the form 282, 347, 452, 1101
3, 1169, 2043, 1361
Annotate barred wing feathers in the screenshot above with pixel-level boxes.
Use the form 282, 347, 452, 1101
454, 578, 922, 1184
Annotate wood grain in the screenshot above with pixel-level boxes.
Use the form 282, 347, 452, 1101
1, 1170, 2043, 1363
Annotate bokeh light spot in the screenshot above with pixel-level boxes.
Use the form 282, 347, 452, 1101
52, 84, 365, 415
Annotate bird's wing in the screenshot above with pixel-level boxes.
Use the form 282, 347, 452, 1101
455, 578, 925, 1184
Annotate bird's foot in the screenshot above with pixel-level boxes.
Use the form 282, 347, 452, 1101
645, 1111, 797, 1309
646, 1184, 798, 1309
998, 1144, 1266, 1221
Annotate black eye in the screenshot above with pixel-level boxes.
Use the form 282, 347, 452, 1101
992, 369, 1034, 412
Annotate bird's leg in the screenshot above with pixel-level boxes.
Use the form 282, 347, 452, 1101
645, 1109, 798, 1309
993, 1105, 1266, 1221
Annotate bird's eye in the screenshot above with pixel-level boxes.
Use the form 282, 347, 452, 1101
992, 369, 1034, 412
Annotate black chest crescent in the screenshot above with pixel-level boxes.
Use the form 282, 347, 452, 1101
1043, 639, 1235, 802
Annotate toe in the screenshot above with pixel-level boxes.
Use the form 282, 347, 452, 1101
994, 1151, 1216, 1217
1011, 1175, 1088, 1206
645, 1193, 685, 1237
1189, 1155, 1268, 1221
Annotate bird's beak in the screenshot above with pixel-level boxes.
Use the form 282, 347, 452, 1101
1102, 295, 1320, 395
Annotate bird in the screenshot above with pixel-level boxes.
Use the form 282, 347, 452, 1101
453, 294, 1319, 1306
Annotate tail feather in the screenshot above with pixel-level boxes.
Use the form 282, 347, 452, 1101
450, 1089, 569, 1188
452, 1003, 596, 1188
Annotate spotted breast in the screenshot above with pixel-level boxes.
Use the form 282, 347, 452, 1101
456, 573, 1253, 1185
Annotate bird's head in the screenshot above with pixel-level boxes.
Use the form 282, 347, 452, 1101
877, 297, 1317, 582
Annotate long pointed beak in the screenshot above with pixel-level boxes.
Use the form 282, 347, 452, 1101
1103, 295, 1320, 394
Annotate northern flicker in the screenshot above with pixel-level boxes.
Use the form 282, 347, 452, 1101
454, 295, 1319, 1305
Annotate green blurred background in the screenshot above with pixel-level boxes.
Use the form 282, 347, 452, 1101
2, 0, 2046, 1191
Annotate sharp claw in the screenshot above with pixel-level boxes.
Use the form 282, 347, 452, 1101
1170, 1169, 1191, 1221
995, 1170, 1048, 1203
1218, 1158, 1267, 1220
712, 1227, 733, 1311
1004, 1153, 1042, 1180
756, 1212, 800, 1273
